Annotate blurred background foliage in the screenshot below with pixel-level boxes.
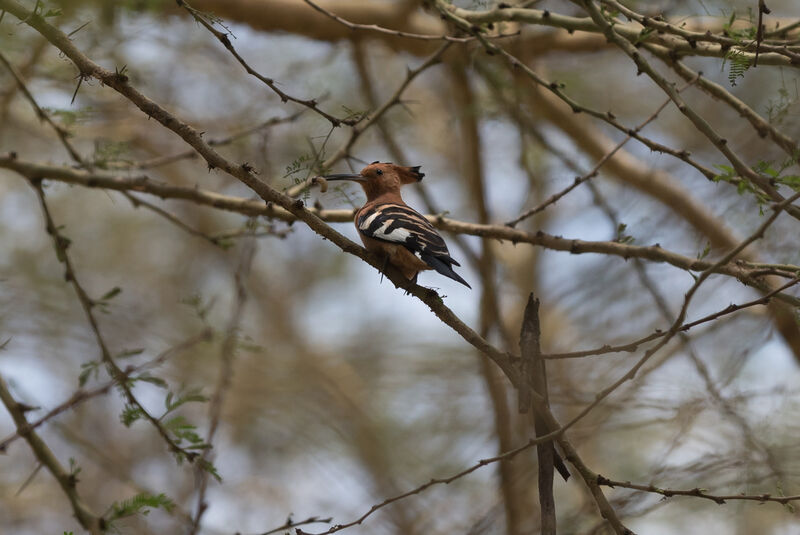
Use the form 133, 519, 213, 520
0, 0, 799, 534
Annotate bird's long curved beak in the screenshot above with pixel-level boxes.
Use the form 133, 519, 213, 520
323, 173, 365, 182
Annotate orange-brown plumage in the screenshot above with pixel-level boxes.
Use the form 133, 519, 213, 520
324, 162, 470, 288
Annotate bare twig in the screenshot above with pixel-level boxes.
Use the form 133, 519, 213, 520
0, 49, 86, 166
122, 192, 227, 246
543, 276, 800, 360
178, 0, 352, 127
505, 76, 698, 227
189, 240, 255, 534
597, 475, 800, 505
307, 430, 568, 535
125, 111, 305, 170
320, 41, 452, 169
549, 190, 800, 434
257, 515, 332, 535
303, 0, 484, 42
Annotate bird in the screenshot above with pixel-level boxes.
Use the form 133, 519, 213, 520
323, 162, 471, 289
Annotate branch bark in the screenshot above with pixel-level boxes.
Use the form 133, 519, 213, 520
519, 295, 557, 535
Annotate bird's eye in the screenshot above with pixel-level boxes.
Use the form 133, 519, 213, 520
376, 169, 383, 175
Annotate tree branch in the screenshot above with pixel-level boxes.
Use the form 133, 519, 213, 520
0, 373, 104, 535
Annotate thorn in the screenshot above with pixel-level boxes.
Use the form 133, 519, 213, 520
16, 402, 39, 413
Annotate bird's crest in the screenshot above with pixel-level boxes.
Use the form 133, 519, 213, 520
394, 164, 424, 184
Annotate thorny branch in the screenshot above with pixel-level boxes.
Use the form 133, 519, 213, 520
178, 0, 354, 127
0, 0, 526, 435
320, 41, 453, 170
306, 429, 572, 535
596, 475, 800, 505
2, 1, 799, 533
0, 331, 212, 452
579, 0, 800, 222
1, 155, 798, 308
302, 0, 494, 43
257, 515, 333, 535
29, 181, 205, 463
439, 1, 800, 66
436, 0, 800, 223
0, 374, 105, 535
548, 190, 800, 437
504, 76, 698, 228
543, 276, 800, 360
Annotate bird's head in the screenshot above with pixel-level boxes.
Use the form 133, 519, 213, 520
324, 162, 424, 201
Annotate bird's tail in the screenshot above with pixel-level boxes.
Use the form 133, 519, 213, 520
421, 253, 471, 289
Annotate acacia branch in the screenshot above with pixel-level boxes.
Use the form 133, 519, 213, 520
543, 276, 800, 360
308, 429, 569, 535
0, 49, 87, 166
178, 0, 354, 127
579, 0, 800, 222
320, 41, 452, 169
439, 2, 800, 66
519, 295, 558, 535
596, 475, 800, 505
0, 331, 211, 452
303, 0, 481, 42
2, 155, 798, 307
29, 181, 204, 463
549, 190, 800, 437
650, 53, 798, 157
599, 0, 789, 66
0, 374, 104, 535
433, 1, 722, 188
0, 0, 523, 399
504, 76, 697, 227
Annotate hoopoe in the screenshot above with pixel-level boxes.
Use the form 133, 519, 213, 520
324, 162, 471, 289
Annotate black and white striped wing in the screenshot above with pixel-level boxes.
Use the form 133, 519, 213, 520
358, 203, 470, 287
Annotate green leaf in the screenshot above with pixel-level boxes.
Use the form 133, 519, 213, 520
778, 175, 800, 191
163, 415, 204, 445
120, 404, 145, 427
199, 458, 222, 482
615, 222, 635, 244
737, 180, 748, 194
78, 360, 100, 387
116, 348, 145, 359
724, 49, 751, 87
68, 457, 82, 479
697, 242, 711, 260
164, 386, 207, 413
136, 373, 168, 389
106, 492, 175, 523
100, 286, 122, 301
